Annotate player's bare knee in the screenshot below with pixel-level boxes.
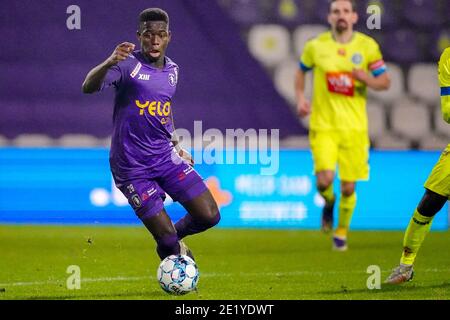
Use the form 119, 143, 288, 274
341, 189, 355, 197
210, 210, 221, 227
317, 180, 332, 192
317, 176, 332, 191
341, 184, 355, 197
316, 173, 333, 191
205, 201, 221, 226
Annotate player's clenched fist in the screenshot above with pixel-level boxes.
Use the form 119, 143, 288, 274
352, 68, 370, 84
297, 98, 311, 118
106, 42, 135, 66
179, 149, 194, 166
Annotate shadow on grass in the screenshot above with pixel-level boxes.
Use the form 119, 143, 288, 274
318, 282, 450, 296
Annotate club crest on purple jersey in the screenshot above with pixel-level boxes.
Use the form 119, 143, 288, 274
168, 73, 177, 86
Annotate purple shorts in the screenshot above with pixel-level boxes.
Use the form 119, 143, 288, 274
112, 153, 207, 220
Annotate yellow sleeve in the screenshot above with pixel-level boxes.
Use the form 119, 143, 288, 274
300, 40, 314, 72
367, 39, 383, 63
366, 39, 386, 77
439, 48, 450, 123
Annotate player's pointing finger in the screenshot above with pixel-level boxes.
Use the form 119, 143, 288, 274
118, 42, 136, 49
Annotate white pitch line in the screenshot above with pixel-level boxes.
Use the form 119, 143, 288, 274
0, 276, 150, 287
1, 268, 449, 288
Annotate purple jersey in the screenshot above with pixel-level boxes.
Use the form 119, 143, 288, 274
101, 51, 179, 180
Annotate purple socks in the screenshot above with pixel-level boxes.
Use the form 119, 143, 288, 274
154, 213, 221, 259
175, 212, 221, 240
155, 233, 180, 260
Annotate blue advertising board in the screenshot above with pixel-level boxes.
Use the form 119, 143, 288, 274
0, 148, 447, 230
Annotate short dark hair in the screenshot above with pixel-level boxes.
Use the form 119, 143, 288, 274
138, 8, 169, 28
329, 0, 357, 12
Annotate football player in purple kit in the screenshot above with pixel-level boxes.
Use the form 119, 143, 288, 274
82, 8, 220, 260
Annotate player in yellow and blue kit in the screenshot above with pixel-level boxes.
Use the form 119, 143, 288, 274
295, 0, 390, 250
386, 47, 450, 284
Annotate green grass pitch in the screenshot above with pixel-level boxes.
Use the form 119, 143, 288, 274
0, 225, 449, 300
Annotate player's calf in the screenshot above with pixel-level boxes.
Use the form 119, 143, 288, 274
317, 173, 336, 233
176, 190, 221, 239
175, 211, 221, 240
321, 198, 335, 233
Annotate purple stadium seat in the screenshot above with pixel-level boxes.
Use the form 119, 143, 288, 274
0, 63, 93, 100
0, 101, 32, 139
21, 101, 113, 138
311, 0, 331, 25
267, 0, 312, 29
383, 29, 423, 64
226, 0, 268, 26
429, 29, 450, 62
444, 0, 450, 23
0, 28, 23, 62
1, 1, 55, 28
402, 0, 441, 29
0, 64, 49, 99
39, 26, 107, 63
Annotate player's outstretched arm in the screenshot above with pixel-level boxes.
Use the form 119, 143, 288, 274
82, 42, 135, 94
